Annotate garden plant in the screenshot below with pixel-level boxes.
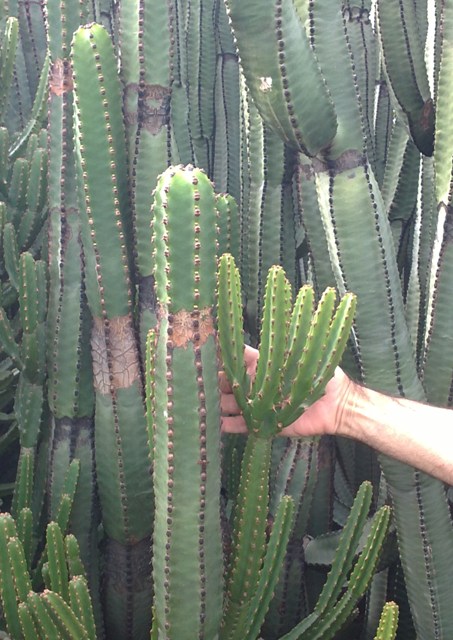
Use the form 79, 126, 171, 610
0, 1, 452, 639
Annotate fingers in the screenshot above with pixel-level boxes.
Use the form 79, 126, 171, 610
244, 344, 259, 375
218, 345, 259, 437
218, 370, 232, 393
221, 415, 248, 434
220, 390, 240, 415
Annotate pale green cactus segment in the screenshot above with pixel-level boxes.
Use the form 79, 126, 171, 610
381, 121, 411, 212
0, 513, 22, 638
308, 0, 364, 159
185, 0, 216, 169
41, 589, 88, 639
0, 307, 21, 363
152, 165, 218, 311
434, 0, 453, 208
0, 17, 18, 122
26, 590, 61, 636
8, 54, 50, 158
18, 147, 48, 250
280, 167, 299, 290
3, 222, 20, 292
376, 0, 434, 156
213, 5, 241, 203
18, 251, 45, 382
242, 98, 264, 338
51, 458, 80, 533
47, 210, 94, 419
343, 4, 378, 169
269, 437, 317, 531
379, 459, 453, 638
296, 507, 391, 640
130, 0, 173, 282
72, 23, 132, 319
281, 285, 314, 395
18, 601, 40, 639
17, 507, 33, 569
145, 329, 155, 452
314, 480, 373, 616
216, 193, 241, 265
152, 330, 223, 639
374, 81, 393, 186
222, 435, 273, 636
7, 535, 33, 601
65, 534, 86, 580
278, 288, 336, 424
280, 503, 391, 639
421, 217, 453, 405
242, 495, 295, 640
11, 447, 34, 517
258, 128, 286, 310
225, 0, 336, 156
374, 602, 399, 640
311, 292, 357, 391
94, 384, 153, 544
315, 168, 423, 399
8, 156, 28, 215
217, 254, 249, 414
47, 521, 70, 603
251, 266, 291, 422
116, 0, 139, 106
17, 349, 45, 410
69, 575, 97, 640
295, 160, 336, 297
45, 0, 86, 58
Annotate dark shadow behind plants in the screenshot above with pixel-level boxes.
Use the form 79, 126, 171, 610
0, 0, 453, 638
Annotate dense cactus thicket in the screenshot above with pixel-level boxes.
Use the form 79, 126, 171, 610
0, 1, 452, 639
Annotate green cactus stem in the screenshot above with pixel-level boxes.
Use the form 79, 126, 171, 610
225, 0, 337, 156
150, 164, 223, 639
374, 602, 399, 640
72, 22, 153, 638
218, 253, 356, 638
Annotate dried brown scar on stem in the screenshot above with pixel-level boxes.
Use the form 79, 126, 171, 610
159, 306, 215, 348
50, 58, 74, 96
92, 315, 140, 394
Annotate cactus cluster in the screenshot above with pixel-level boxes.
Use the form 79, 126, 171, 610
1, 0, 453, 639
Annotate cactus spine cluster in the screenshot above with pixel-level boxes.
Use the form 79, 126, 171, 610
1, 0, 453, 638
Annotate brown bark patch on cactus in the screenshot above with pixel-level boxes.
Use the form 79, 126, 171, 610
312, 150, 366, 175
123, 82, 170, 134
158, 306, 214, 348
91, 315, 141, 394
50, 58, 74, 96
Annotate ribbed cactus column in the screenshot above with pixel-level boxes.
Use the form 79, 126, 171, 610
71, 23, 153, 639
150, 165, 223, 640
118, 0, 174, 354
44, 3, 100, 623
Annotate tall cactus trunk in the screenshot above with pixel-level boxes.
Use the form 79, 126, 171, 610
150, 165, 223, 639
71, 24, 153, 639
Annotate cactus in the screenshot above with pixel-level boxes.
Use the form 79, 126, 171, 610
1, 1, 453, 638
71, 22, 153, 639
0, 512, 97, 640
217, 252, 356, 638
149, 165, 224, 639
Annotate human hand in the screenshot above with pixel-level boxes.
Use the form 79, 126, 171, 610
219, 345, 352, 438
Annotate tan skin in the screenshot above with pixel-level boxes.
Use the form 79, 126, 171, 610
220, 346, 453, 485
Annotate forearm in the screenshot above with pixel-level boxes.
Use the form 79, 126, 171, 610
339, 383, 453, 484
